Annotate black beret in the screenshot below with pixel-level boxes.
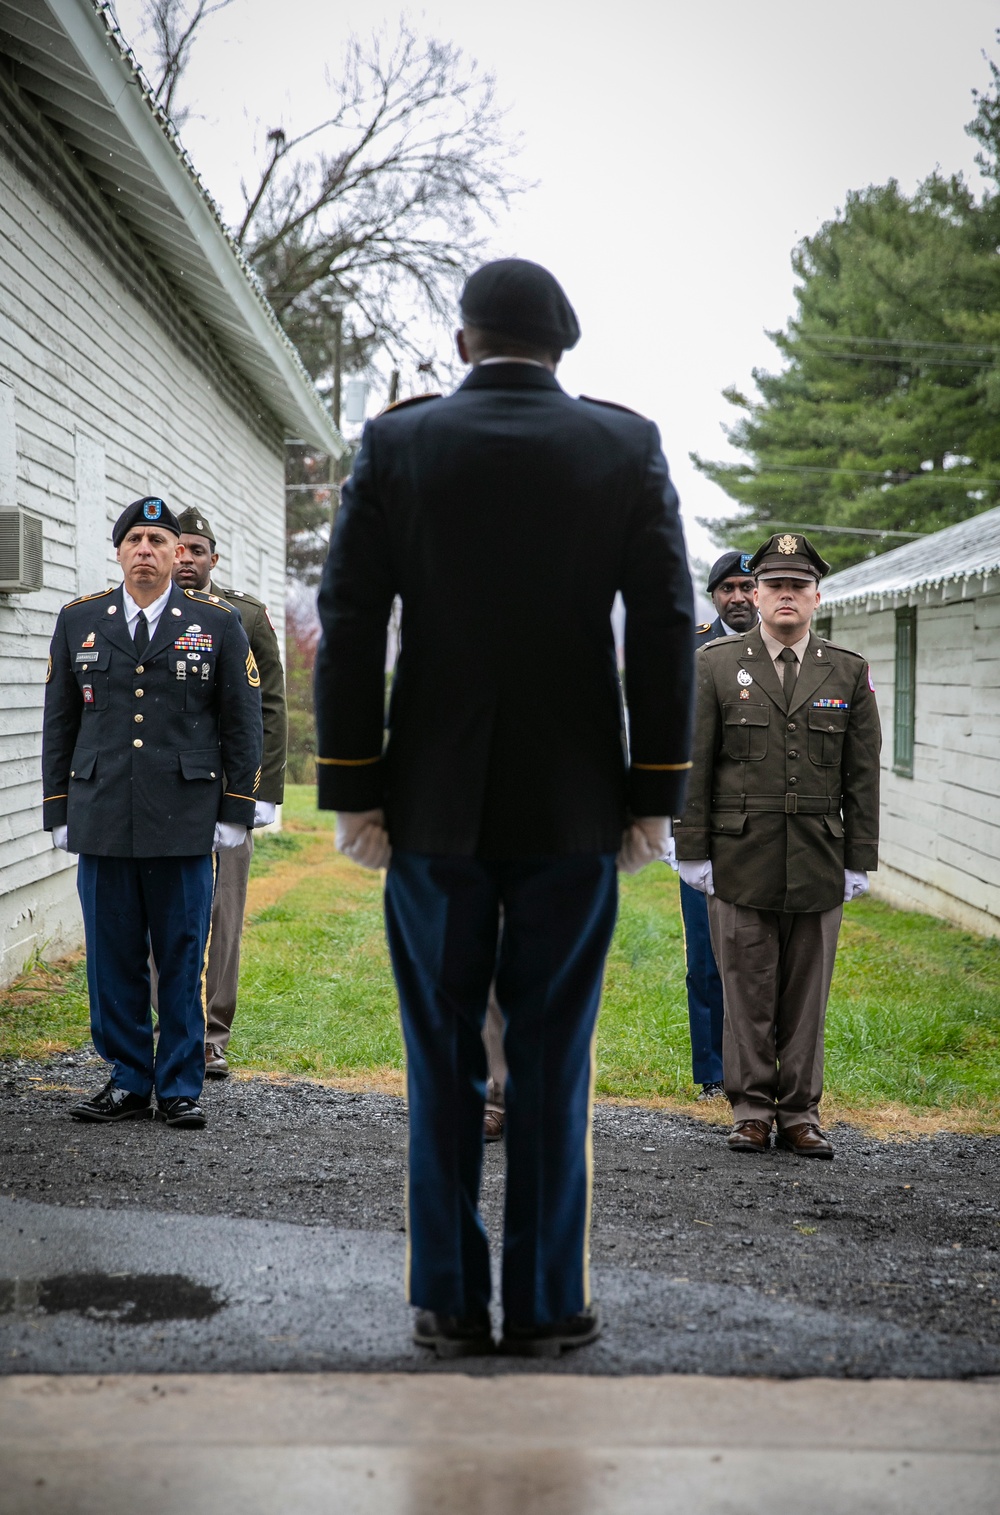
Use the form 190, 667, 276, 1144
460, 258, 581, 352
707, 550, 755, 593
749, 532, 830, 581
176, 507, 216, 545
112, 496, 181, 547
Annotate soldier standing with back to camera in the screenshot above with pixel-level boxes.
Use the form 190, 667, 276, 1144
675, 533, 880, 1160
678, 550, 758, 1103
171, 507, 288, 1078
42, 497, 262, 1129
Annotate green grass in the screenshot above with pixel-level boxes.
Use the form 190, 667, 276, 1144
3, 784, 1000, 1123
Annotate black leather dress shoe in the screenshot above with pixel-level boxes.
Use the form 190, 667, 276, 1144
413, 1310, 495, 1359
70, 1081, 153, 1123
501, 1304, 603, 1358
156, 1096, 206, 1129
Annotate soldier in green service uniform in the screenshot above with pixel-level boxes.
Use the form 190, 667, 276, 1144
171, 508, 288, 1076
674, 533, 881, 1159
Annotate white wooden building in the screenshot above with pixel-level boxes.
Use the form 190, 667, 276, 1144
818, 506, 1000, 937
0, 0, 343, 985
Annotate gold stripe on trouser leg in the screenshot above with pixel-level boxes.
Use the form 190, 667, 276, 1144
386, 868, 414, 1301
582, 1022, 598, 1308
200, 853, 218, 1035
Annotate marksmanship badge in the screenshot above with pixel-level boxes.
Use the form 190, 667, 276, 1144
777, 534, 798, 555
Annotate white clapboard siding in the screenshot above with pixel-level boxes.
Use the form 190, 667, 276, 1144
829, 595, 1000, 935
0, 70, 288, 984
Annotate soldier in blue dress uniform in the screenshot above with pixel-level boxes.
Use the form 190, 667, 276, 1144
42, 496, 262, 1129
315, 259, 695, 1357
679, 550, 758, 1100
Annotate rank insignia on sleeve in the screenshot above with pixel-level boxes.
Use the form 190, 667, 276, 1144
45, 655, 52, 683
246, 649, 261, 688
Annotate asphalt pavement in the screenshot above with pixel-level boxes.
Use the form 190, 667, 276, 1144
2, 1052, 999, 1377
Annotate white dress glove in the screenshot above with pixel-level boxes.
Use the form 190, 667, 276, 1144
617, 817, 672, 875
663, 834, 678, 872
52, 825, 73, 853
678, 859, 715, 896
844, 869, 869, 902
213, 822, 248, 851
253, 801, 277, 829
336, 808, 392, 871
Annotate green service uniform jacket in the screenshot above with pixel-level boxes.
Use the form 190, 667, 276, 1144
210, 583, 287, 805
674, 627, 881, 913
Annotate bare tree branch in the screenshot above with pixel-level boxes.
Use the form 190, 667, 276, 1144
142, 0, 234, 125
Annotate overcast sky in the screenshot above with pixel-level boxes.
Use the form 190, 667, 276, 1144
116, 0, 996, 569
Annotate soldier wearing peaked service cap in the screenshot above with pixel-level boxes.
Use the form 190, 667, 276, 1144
41, 495, 262, 1131
675, 532, 880, 1159
315, 256, 695, 1359
166, 507, 287, 1080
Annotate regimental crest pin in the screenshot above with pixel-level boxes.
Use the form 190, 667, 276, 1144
143, 498, 164, 521
739, 689, 750, 700
737, 669, 753, 687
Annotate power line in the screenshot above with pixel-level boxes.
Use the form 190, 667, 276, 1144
755, 520, 927, 539
735, 463, 1000, 485
803, 334, 1000, 354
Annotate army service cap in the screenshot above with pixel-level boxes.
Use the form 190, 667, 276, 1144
749, 532, 830, 582
112, 496, 182, 547
176, 507, 216, 546
460, 258, 581, 352
707, 549, 755, 593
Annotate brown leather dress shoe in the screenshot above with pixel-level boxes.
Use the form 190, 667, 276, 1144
726, 1118, 772, 1154
205, 1043, 229, 1079
777, 1124, 834, 1159
483, 1109, 504, 1143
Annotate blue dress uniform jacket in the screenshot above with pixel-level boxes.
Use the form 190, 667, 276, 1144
42, 583, 262, 855
315, 363, 696, 854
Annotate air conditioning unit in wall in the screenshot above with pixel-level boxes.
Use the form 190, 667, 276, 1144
0, 508, 44, 592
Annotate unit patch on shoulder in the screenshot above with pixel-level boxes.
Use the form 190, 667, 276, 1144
868, 667, 876, 692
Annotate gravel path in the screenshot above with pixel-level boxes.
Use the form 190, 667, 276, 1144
1, 1050, 999, 1377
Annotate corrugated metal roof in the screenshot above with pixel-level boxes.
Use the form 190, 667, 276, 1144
0, 0, 345, 456
820, 505, 1000, 607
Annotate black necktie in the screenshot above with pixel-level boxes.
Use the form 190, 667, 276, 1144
134, 611, 149, 659
778, 646, 798, 704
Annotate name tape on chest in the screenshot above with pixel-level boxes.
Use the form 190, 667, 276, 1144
812, 699, 849, 709
174, 633, 213, 653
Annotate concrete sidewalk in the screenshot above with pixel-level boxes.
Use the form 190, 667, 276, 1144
1, 1372, 998, 1514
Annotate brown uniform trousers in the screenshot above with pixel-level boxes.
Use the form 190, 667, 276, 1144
676, 626, 880, 1129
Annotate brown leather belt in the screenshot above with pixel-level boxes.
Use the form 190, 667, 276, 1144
712, 795, 842, 815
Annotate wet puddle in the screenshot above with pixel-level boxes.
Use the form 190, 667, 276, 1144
0, 1272, 223, 1323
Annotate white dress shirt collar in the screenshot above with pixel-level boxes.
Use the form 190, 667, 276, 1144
122, 583, 173, 643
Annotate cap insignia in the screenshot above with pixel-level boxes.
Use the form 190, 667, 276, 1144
143, 499, 164, 521
777, 534, 798, 555
739, 553, 752, 572
195, 518, 204, 530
